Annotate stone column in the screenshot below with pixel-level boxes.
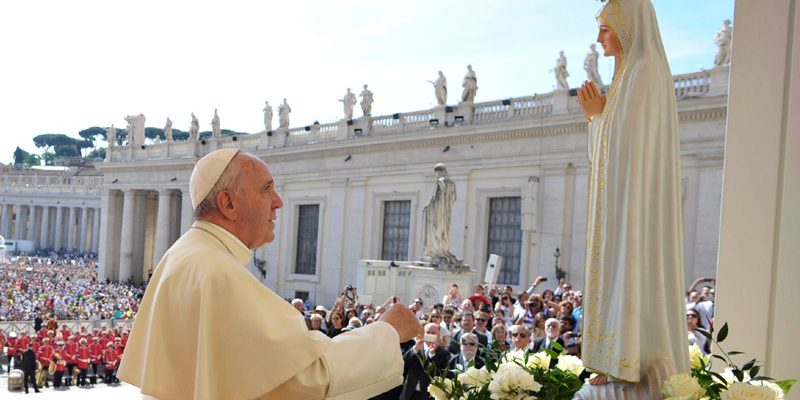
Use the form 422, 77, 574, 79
53, 206, 64, 250
40, 206, 51, 249
79, 206, 89, 251
1, 204, 10, 237
92, 207, 101, 253
118, 190, 136, 282
180, 189, 194, 234
153, 190, 173, 268
30, 206, 42, 247
14, 205, 23, 240
64, 207, 73, 251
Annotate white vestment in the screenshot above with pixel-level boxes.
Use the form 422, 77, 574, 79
581, 0, 689, 395
118, 221, 403, 400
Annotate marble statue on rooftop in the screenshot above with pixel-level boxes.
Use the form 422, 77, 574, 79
460, 65, 478, 102
714, 19, 732, 67
211, 109, 221, 138
263, 101, 273, 132
359, 84, 374, 117
584, 44, 603, 86
278, 98, 291, 129
106, 125, 117, 147
164, 118, 173, 142
190, 113, 200, 140
429, 71, 447, 106
422, 163, 460, 267
553, 50, 570, 90
339, 88, 357, 120
125, 114, 146, 145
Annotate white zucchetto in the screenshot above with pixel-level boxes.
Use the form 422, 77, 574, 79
189, 148, 240, 209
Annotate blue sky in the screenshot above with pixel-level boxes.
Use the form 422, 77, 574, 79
0, 0, 734, 164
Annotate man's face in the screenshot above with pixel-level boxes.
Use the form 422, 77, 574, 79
460, 335, 478, 359
511, 327, 529, 350
443, 313, 453, 324
461, 314, 475, 331
235, 155, 284, 248
475, 314, 487, 330
546, 321, 560, 339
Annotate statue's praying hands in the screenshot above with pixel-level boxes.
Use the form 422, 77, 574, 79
578, 80, 606, 122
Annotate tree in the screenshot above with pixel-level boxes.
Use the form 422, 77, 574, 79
78, 127, 107, 148
23, 154, 41, 169
55, 145, 79, 158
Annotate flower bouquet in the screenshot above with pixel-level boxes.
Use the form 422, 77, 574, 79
428, 342, 585, 400
662, 322, 795, 400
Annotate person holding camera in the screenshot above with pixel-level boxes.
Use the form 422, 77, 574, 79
400, 323, 451, 400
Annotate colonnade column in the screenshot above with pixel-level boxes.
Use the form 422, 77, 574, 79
40, 206, 51, 249
64, 208, 73, 251
180, 189, 194, 234
30, 206, 41, 246
79, 206, 89, 252
53, 206, 64, 250
118, 190, 136, 282
1, 204, 10, 237
153, 190, 172, 268
14, 205, 23, 240
92, 207, 101, 253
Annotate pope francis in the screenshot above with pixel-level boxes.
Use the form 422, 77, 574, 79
118, 148, 422, 400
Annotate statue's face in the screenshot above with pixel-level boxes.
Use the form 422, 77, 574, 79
597, 18, 622, 57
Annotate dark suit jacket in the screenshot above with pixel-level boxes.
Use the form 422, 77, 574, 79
447, 353, 485, 374
21, 348, 37, 372
399, 345, 451, 400
532, 336, 565, 353
447, 330, 488, 355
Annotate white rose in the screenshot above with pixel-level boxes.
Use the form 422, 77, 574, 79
749, 381, 785, 400
661, 373, 705, 400
716, 368, 752, 387
720, 382, 777, 400
527, 351, 552, 370
458, 366, 491, 389
429, 378, 453, 400
555, 355, 585, 376
689, 344, 710, 369
488, 362, 541, 399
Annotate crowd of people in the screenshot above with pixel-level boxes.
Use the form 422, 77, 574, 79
0, 252, 144, 321
0, 253, 715, 397
290, 276, 716, 398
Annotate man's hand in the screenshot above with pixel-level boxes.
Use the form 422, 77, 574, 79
578, 80, 606, 121
379, 301, 423, 342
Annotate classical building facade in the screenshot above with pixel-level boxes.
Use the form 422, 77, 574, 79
0, 164, 102, 253
90, 67, 728, 305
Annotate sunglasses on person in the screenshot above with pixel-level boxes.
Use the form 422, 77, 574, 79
461, 340, 478, 346
476, 318, 487, 322
511, 333, 528, 338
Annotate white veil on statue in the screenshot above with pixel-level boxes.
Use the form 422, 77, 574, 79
578, 0, 689, 397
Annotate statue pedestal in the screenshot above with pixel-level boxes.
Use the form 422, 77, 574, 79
355, 260, 474, 307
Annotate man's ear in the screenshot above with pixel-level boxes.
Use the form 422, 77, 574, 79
215, 190, 238, 220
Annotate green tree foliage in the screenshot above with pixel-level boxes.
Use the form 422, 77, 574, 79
145, 127, 164, 141
55, 145, 80, 158
13, 147, 30, 166
33, 133, 75, 153
86, 147, 106, 160
23, 154, 41, 169
78, 127, 107, 146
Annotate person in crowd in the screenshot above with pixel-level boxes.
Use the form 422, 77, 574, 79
103, 342, 119, 384
53, 341, 67, 388
448, 332, 485, 371
448, 311, 488, 355
428, 311, 449, 340
509, 324, 532, 352
118, 149, 421, 399
473, 311, 492, 344
89, 335, 103, 380
440, 307, 456, 333
533, 318, 565, 352
76, 338, 91, 386
410, 298, 425, 319
327, 310, 346, 338
64, 335, 77, 386
309, 313, 325, 333
495, 293, 515, 326
313, 305, 329, 331
442, 284, 462, 309
459, 298, 474, 313
491, 323, 510, 352
20, 343, 40, 393
687, 308, 709, 354
37, 337, 53, 388
400, 323, 451, 400
341, 317, 363, 333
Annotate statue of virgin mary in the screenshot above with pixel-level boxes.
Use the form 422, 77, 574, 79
576, 0, 689, 397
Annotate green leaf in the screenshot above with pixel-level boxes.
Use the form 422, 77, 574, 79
711, 354, 727, 362
749, 365, 760, 377
775, 379, 796, 394
716, 323, 729, 343
741, 358, 756, 371
710, 371, 727, 386
733, 368, 744, 382
727, 351, 744, 356
696, 328, 713, 340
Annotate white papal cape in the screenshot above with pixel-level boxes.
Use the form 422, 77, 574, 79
579, 0, 689, 397
118, 221, 403, 400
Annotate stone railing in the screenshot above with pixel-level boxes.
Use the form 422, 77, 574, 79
106, 67, 728, 162
0, 177, 102, 195
0, 319, 133, 335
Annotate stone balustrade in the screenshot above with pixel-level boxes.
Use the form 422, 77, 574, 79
106, 66, 728, 163
0, 176, 102, 195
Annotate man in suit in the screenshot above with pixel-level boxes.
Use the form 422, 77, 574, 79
447, 332, 485, 372
20, 343, 40, 393
400, 323, 451, 400
447, 312, 488, 355
532, 318, 565, 352
510, 324, 533, 352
